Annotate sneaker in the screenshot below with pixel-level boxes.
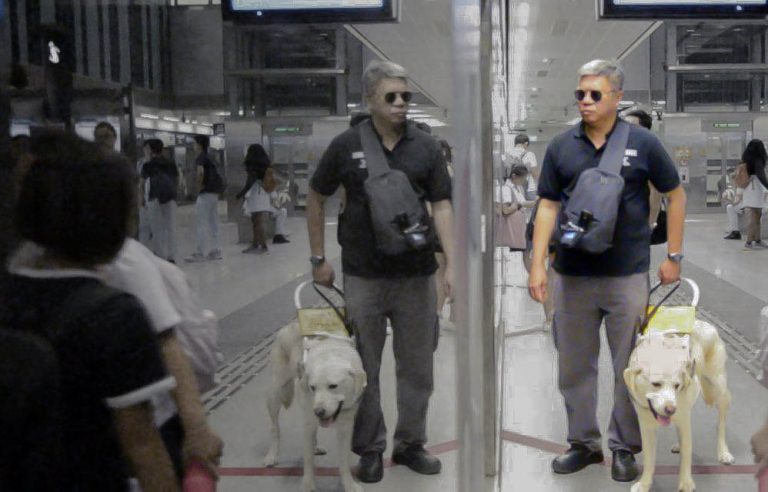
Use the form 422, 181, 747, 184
723, 231, 742, 240
184, 253, 206, 263
207, 250, 223, 260
272, 234, 290, 244
356, 451, 383, 483
242, 245, 258, 254
746, 241, 755, 250
754, 240, 768, 249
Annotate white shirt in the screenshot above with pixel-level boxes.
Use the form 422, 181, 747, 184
737, 176, 768, 209
506, 146, 538, 195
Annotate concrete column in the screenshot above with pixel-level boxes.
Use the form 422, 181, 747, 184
40, 0, 55, 24
16, 0, 29, 64
118, 2, 130, 84
334, 27, 347, 116
73, 0, 83, 74
102, 0, 111, 81
666, 22, 678, 113
84, 0, 100, 79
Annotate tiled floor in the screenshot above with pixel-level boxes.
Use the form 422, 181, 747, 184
172, 204, 768, 491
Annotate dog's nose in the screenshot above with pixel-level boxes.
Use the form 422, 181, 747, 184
664, 404, 676, 416
314, 408, 326, 418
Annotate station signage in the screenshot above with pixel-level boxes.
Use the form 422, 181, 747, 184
599, 0, 768, 19
713, 122, 741, 129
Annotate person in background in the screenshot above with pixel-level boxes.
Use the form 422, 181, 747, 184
740, 139, 768, 249
722, 170, 745, 240
1, 130, 178, 490
187, 135, 224, 262
270, 168, 291, 245
141, 139, 179, 263
93, 121, 117, 152
236, 143, 274, 254
506, 133, 539, 196
623, 109, 664, 231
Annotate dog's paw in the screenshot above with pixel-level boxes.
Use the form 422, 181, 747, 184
314, 446, 327, 456
671, 443, 680, 454
301, 477, 316, 492
677, 476, 696, 492
718, 449, 735, 465
263, 451, 278, 467
631, 481, 652, 492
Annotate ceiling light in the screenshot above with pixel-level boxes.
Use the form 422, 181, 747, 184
163, 116, 180, 122
140, 113, 159, 119
531, 87, 539, 92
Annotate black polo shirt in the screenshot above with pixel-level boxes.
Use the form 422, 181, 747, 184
311, 120, 452, 278
538, 121, 680, 277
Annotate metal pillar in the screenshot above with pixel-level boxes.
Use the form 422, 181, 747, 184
453, 0, 497, 491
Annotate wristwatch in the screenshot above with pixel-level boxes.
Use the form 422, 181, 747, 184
310, 255, 326, 267
667, 252, 684, 263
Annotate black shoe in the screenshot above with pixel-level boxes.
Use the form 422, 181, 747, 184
551, 445, 604, 474
272, 234, 290, 244
392, 444, 441, 475
724, 231, 742, 240
611, 450, 639, 482
356, 451, 383, 483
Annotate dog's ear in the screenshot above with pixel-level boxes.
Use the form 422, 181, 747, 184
349, 367, 367, 398
623, 367, 642, 398
681, 360, 696, 389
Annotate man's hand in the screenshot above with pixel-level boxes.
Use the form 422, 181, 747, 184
658, 259, 681, 285
443, 264, 454, 301
183, 423, 224, 478
528, 262, 548, 303
312, 262, 335, 287
752, 419, 768, 476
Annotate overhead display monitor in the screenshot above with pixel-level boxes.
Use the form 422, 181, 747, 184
222, 0, 397, 24
599, 0, 768, 19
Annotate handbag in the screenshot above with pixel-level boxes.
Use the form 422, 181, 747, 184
495, 208, 527, 250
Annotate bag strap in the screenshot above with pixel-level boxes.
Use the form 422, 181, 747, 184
597, 119, 631, 175
359, 119, 392, 178
311, 282, 353, 337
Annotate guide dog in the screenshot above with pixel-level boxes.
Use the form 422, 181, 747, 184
264, 320, 366, 492
623, 319, 734, 492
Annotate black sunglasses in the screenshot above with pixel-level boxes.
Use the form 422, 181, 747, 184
574, 89, 615, 102
384, 91, 412, 104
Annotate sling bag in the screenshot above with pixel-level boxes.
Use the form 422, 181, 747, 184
555, 120, 630, 254
360, 120, 432, 256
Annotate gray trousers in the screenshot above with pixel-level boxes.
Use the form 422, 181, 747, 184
345, 274, 438, 456
552, 272, 648, 454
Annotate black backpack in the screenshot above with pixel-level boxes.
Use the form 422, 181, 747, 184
359, 120, 433, 256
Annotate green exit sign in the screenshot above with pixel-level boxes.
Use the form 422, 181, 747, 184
713, 123, 741, 129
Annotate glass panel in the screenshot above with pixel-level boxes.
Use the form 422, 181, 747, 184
676, 24, 765, 64
679, 73, 752, 111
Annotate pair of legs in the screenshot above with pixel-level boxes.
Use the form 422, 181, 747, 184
194, 192, 220, 257
552, 272, 647, 454
746, 207, 763, 243
147, 199, 178, 262
345, 275, 438, 456
250, 211, 270, 249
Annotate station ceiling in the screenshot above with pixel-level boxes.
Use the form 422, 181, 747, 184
352, 0, 653, 131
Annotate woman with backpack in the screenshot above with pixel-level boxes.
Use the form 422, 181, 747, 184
236, 143, 277, 254
737, 139, 768, 249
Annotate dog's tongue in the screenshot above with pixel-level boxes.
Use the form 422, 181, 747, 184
656, 415, 671, 427
319, 418, 333, 429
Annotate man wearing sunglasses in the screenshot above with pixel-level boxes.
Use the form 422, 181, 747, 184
307, 60, 454, 484
529, 60, 686, 482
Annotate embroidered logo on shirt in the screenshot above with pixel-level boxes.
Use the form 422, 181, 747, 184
625, 149, 638, 157
623, 157, 632, 167
352, 151, 367, 169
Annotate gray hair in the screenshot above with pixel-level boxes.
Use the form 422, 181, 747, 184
362, 60, 408, 98
577, 59, 624, 91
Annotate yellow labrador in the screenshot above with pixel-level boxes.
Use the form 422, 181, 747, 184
624, 320, 734, 492
264, 321, 366, 492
